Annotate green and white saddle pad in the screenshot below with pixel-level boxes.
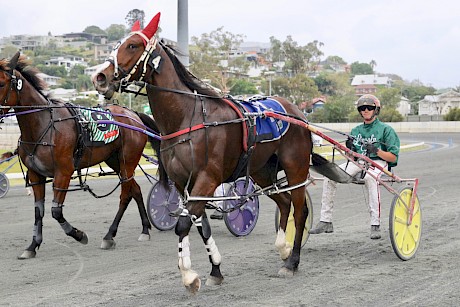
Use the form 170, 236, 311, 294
79, 108, 120, 144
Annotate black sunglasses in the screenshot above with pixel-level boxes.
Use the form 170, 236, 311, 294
358, 105, 376, 112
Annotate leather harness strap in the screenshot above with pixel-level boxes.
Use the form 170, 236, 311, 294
159, 98, 251, 152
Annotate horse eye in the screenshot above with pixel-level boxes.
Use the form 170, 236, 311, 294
128, 44, 137, 50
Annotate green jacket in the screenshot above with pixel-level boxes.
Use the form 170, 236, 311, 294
350, 118, 400, 167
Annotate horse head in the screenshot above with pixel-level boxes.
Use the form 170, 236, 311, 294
92, 12, 161, 99
0, 51, 22, 115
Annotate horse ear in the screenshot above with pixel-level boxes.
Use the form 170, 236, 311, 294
142, 12, 161, 40
9, 51, 21, 70
131, 20, 141, 32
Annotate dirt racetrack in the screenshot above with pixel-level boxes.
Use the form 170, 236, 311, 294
0, 132, 459, 306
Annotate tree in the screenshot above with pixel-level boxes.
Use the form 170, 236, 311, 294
83, 25, 106, 35
378, 108, 404, 122
314, 72, 355, 97
270, 36, 324, 75
444, 108, 460, 121
0, 45, 19, 59
228, 79, 259, 96
36, 64, 67, 78
263, 74, 319, 105
376, 87, 401, 109
267, 36, 324, 76
106, 24, 127, 41
326, 55, 347, 65
350, 61, 373, 75
369, 59, 377, 72
190, 27, 247, 93
309, 94, 355, 123
125, 9, 145, 29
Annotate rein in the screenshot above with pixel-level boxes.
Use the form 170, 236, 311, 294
126, 80, 223, 100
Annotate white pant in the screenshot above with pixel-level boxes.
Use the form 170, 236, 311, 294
320, 159, 387, 226
213, 183, 229, 209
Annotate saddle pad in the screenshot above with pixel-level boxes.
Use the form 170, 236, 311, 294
79, 108, 120, 144
241, 98, 290, 143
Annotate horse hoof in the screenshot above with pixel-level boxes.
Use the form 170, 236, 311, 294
138, 233, 150, 242
101, 239, 116, 250
79, 232, 89, 245
185, 277, 201, 294
18, 250, 36, 260
205, 275, 223, 286
278, 267, 295, 277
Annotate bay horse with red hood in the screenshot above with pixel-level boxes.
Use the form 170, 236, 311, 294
0, 52, 160, 259
93, 12, 313, 292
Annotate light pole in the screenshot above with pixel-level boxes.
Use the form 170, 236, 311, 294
264, 71, 275, 96
177, 0, 189, 67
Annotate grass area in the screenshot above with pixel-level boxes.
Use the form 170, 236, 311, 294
1, 143, 428, 188
1, 147, 158, 174
1, 147, 159, 187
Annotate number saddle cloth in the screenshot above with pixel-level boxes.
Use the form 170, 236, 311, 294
78, 107, 120, 146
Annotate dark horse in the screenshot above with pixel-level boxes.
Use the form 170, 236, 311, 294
0, 52, 159, 259
93, 12, 312, 292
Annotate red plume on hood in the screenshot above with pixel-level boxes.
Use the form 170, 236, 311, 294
141, 12, 161, 40
131, 20, 141, 32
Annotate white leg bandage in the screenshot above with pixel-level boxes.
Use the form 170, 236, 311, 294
178, 235, 199, 286
275, 229, 292, 260
178, 235, 191, 270
205, 236, 221, 265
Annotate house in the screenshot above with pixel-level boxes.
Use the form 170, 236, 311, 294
48, 88, 77, 101
37, 73, 60, 87
0, 34, 53, 51
397, 96, 411, 116
418, 90, 460, 115
301, 96, 327, 113
45, 55, 88, 72
351, 74, 391, 96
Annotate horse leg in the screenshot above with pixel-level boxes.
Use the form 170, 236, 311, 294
195, 213, 223, 286
100, 189, 129, 249
18, 171, 46, 259
101, 178, 150, 249
175, 176, 222, 293
278, 186, 308, 277
131, 179, 151, 242
51, 174, 88, 244
273, 192, 295, 260
251, 171, 293, 260
175, 212, 201, 294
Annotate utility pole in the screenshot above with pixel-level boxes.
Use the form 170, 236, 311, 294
177, 0, 189, 67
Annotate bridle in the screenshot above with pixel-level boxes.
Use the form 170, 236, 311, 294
0, 68, 22, 115
106, 31, 160, 93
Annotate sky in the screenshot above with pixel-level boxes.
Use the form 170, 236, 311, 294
1, 0, 459, 89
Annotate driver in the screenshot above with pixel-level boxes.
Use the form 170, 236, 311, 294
309, 94, 400, 239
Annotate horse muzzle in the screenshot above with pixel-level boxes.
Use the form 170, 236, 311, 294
92, 72, 117, 99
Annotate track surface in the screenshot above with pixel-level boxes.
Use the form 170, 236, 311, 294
0, 133, 459, 306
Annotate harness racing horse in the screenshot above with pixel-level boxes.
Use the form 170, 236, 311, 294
93, 12, 313, 292
0, 52, 159, 259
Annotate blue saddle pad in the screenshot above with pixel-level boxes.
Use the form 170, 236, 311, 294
241, 98, 290, 143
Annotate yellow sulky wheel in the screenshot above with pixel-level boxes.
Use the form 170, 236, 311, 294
389, 187, 422, 261
275, 191, 313, 247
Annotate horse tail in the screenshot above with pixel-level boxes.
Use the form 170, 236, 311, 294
137, 112, 168, 186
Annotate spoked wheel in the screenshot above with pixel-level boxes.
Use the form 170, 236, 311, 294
147, 180, 181, 231
223, 177, 259, 237
0, 172, 10, 198
389, 187, 422, 261
275, 191, 313, 247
